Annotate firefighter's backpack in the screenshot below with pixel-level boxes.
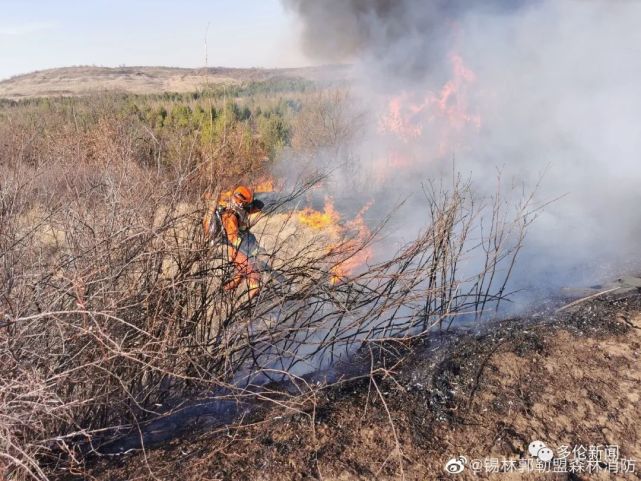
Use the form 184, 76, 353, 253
207, 205, 227, 245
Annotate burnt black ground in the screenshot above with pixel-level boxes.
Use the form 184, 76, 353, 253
74, 289, 641, 480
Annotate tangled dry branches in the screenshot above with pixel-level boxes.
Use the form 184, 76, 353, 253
0, 100, 534, 481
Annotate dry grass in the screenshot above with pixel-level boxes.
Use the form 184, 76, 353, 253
0, 91, 532, 480
0, 65, 349, 99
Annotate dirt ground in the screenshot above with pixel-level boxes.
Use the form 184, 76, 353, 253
85, 292, 641, 481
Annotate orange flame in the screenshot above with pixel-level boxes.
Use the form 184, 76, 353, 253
378, 53, 481, 143
297, 199, 341, 233
297, 199, 372, 284
329, 202, 373, 284
378, 95, 424, 142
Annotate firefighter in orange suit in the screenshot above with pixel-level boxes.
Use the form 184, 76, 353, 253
203, 185, 264, 300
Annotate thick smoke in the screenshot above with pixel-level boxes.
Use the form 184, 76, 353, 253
284, 0, 641, 307
284, 0, 531, 81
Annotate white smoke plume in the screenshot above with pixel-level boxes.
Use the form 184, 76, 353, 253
283, 0, 641, 307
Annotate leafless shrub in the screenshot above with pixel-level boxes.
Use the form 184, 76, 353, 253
0, 96, 534, 480
290, 89, 362, 156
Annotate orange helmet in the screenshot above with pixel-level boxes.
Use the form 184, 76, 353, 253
233, 185, 253, 204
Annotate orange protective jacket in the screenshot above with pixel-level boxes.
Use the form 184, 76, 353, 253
202, 197, 263, 293
221, 202, 262, 291
202, 200, 261, 245
221, 203, 261, 248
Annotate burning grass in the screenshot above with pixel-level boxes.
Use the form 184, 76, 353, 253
294, 198, 373, 284
0, 92, 533, 481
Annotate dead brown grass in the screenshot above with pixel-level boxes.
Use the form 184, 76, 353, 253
0, 66, 349, 99
0, 90, 530, 480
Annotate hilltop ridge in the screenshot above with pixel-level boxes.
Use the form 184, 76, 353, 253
0, 64, 349, 99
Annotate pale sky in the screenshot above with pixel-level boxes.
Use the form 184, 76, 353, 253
0, 0, 312, 80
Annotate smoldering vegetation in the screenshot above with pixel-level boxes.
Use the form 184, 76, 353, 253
5, 1, 640, 478
284, 0, 641, 303
0, 82, 533, 479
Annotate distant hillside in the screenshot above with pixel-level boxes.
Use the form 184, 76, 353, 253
0, 65, 349, 99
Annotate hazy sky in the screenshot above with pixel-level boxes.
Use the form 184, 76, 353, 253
0, 0, 311, 80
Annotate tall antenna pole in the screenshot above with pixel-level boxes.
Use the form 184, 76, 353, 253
204, 22, 210, 71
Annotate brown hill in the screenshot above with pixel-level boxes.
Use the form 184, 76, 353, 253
0, 65, 348, 99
